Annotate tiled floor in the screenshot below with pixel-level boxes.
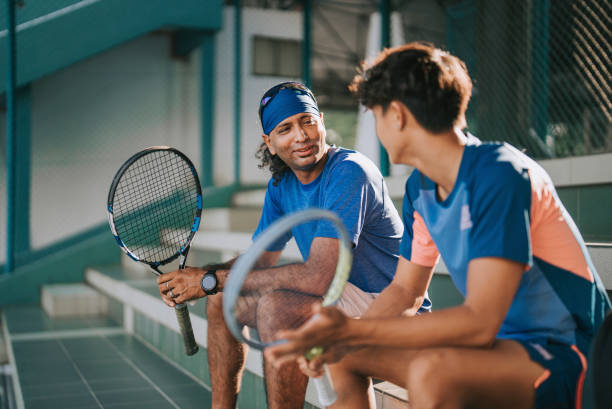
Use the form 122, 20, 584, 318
4, 306, 211, 409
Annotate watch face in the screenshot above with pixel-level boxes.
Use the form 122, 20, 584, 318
202, 274, 217, 291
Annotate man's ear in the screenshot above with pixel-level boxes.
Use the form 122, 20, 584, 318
319, 112, 325, 126
262, 133, 276, 155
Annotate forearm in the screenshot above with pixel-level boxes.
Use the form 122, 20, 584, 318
363, 282, 425, 318
238, 262, 332, 296
342, 304, 498, 349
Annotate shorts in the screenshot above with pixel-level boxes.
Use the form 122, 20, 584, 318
336, 282, 378, 317
517, 339, 587, 409
248, 283, 378, 341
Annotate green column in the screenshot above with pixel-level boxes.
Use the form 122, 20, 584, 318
201, 33, 215, 187
14, 86, 32, 264
234, 0, 242, 186
5, 0, 17, 273
302, 0, 312, 88
379, 0, 391, 176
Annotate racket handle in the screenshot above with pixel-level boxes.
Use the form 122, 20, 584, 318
175, 303, 199, 356
313, 365, 337, 407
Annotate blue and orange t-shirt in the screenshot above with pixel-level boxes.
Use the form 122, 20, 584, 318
400, 135, 610, 354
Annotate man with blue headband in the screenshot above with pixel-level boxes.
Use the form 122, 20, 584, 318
157, 82, 432, 409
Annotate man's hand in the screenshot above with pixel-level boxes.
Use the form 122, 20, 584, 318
157, 267, 208, 307
265, 304, 352, 372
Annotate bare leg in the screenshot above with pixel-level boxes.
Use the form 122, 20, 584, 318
328, 340, 546, 409
257, 290, 320, 409
206, 294, 248, 409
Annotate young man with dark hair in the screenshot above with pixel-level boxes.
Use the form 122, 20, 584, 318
267, 43, 611, 409
157, 82, 430, 409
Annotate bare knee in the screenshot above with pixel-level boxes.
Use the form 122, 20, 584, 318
256, 291, 315, 341
406, 350, 459, 409
329, 359, 370, 391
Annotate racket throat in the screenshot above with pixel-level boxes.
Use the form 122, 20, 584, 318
179, 245, 190, 269
149, 265, 163, 276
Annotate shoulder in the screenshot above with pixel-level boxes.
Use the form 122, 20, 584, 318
264, 173, 294, 201
471, 143, 531, 184
325, 147, 381, 181
466, 143, 532, 203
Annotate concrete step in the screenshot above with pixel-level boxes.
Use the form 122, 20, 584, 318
588, 243, 612, 290
41, 283, 109, 318
201, 207, 262, 232
232, 189, 266, 207
375, 381, 410, 408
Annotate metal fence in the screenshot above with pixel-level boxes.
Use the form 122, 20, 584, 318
447, 0, 611, 159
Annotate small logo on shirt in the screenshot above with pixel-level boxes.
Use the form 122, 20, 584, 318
460, 205, 473, 230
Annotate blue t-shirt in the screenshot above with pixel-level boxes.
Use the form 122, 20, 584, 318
254, 146, 411, 297
400, 135, 610, 353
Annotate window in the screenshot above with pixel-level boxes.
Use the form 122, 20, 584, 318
252, 36, 302, 77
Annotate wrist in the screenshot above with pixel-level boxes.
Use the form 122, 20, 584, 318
343, 317, 367, 347
200, 269, 219, 295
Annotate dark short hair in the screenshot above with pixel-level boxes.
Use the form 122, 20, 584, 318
349, 42, 472, 133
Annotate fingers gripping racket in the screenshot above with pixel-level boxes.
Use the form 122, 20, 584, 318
107, 146, 202, 356
223, 209, 352, 407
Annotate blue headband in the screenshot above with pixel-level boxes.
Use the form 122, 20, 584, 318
261, 88, 320, 135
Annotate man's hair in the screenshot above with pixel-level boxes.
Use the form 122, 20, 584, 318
349, 42, 472, 133
256, 142, 288, 186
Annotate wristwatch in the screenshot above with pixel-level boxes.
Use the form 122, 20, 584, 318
201, 270, 219, 295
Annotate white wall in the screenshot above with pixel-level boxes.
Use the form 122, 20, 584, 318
28, 33, 201, 249
214, 6, 302, 186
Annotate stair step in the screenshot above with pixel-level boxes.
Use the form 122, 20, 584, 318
202, 207, 262, 232
41, 283, 109, 318
374, 381, 410, 408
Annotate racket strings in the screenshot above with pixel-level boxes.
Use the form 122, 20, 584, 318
112, 150, 199, 263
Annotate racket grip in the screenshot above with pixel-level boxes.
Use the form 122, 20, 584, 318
313, 365, 337, 407
175, 303, 199, 356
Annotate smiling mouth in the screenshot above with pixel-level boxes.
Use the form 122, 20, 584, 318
294, 146, 314, 156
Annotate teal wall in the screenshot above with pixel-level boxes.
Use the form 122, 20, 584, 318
0, 0, 222, 94
557, 184, 612, 242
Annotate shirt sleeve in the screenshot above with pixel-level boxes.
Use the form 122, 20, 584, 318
313, 161, 370, 245
252, 181, 292, 251
399, 187, 440, 267
468, 162, 532, 266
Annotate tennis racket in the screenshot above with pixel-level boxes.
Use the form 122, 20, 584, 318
222, 208, 353, 407
107, 146, 202, 356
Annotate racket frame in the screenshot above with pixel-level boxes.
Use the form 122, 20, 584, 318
222, 208, 352, 350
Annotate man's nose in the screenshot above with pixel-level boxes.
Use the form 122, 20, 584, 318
294, 127, 307, 142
